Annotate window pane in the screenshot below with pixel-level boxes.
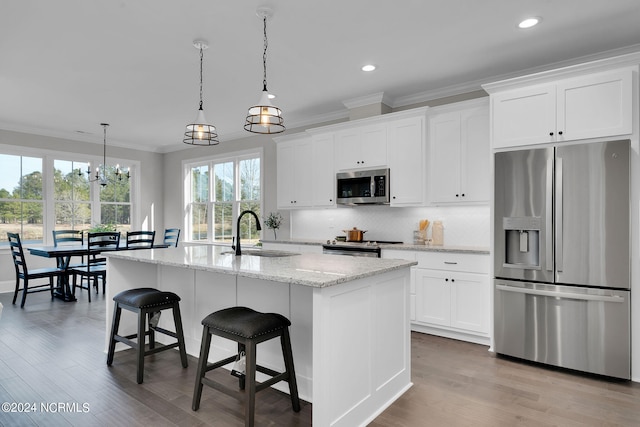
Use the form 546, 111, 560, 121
239, 201, 260, 245
212, 203, 233, 243
0, 154, 20, 195
0, 201, 45, 244
192, 166, 209, 203
99, 169, 130, 203
191, 203, 208, 241
213, 162, 234, 202
54, 160, 90, 201
55, 201, 91, 230
20, 156, 43, 200
240, 158, 260, 201
101, 204, 130, 232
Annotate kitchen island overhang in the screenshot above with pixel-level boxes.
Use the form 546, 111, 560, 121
105, 246, 416, 427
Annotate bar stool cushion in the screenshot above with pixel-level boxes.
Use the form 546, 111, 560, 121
114, 287, 180, 308
202, 306, 291, 339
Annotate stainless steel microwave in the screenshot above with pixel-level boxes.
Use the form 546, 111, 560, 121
336, 168, 390, 205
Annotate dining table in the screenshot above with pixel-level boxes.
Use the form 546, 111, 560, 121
27, 243, 169, 302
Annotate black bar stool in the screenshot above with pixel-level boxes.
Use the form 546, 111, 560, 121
192, 306, 301, 426
107, 288, 188, 384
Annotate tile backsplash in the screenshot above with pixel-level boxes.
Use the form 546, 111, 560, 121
290, 204, 490, 247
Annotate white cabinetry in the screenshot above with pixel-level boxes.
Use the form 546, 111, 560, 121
429, 99, 489, 203
383, 249, 490, 345
490, 68, 633, 149
311, 133, 336, 207
334, 124, 387, 171
387, 115, 426, 206
276, 136, 313, 208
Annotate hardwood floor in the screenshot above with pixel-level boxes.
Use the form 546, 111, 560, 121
1, 291, 640, 426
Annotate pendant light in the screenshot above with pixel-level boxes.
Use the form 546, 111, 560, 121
244, 7, 285, 134
80, 123, 130, 187
184, 40, 219, 145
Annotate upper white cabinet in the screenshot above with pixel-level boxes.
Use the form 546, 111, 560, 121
490, 68, 633, 149
276, 135, 314, 209
429, 99, 490, 204
334, 123, 387, 170
387, 115, 426, 206
311, 133, 336, 207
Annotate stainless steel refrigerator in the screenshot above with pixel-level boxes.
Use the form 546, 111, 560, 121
493, 139, 630, 379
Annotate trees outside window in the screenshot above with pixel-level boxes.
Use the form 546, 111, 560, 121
0, 152, 136, 245
187, 152, 262, 245
0, 154, 44, 243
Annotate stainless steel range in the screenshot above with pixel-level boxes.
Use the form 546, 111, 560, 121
322, 240, 403, 258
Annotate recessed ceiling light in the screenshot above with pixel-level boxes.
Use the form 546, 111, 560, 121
518, 17, 541, 29
361, 64, 376, 72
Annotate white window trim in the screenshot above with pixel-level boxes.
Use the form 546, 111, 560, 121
182, 147, 263, 244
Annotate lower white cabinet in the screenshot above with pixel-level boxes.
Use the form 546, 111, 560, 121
383, 249, 490, 345
414, 269, 488, 333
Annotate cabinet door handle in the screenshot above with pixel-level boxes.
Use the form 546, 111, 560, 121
461, 193, 465, 197
445, 278, 449, 282
549, 132, 554, 136
451, 279, 455, 283
558, 131, 563, 135
444, 261, 457, 265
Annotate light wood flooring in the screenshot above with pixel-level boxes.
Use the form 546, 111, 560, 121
1, 291, 640, 426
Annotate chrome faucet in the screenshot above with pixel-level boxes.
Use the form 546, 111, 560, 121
234, 210, 262, 256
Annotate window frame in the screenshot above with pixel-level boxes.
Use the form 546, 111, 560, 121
183, 148, 263, 244
0, 143, 139, 246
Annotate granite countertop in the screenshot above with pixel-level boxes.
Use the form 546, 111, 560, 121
106, 245, 416, 288
261, 239, 490, 255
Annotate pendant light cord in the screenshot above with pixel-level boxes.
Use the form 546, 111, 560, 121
262, 15, 268, 92
199, 46, 204, 110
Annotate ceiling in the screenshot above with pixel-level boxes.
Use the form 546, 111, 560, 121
1, 1, 640, 153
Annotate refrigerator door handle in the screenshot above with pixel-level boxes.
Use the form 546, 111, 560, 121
545, 156, 553, 271
495, 284, 625, 303
555, 157, 563, 272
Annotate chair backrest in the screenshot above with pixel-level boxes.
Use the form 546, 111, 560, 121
53, 229, 83, 247
163, 228, 180, 247
87, 231, 120, 251
7, 232, 28, 277
126, 230, 156, 249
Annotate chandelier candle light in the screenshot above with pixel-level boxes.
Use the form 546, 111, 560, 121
244, 7, 285, 134
184, 40, 219, 145
81, 123, 130, 187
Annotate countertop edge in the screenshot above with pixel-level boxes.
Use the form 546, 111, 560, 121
260, 239, 490, 255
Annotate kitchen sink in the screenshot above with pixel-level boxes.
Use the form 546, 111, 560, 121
221, 249, 300, 257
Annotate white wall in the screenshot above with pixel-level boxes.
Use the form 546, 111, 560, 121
290, 205, 490, 247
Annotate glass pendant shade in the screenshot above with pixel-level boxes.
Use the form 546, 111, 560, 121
184, 107, 219, 145
244, 89, 285, 134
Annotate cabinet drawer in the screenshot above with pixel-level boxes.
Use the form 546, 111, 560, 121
415, 252, 489, 274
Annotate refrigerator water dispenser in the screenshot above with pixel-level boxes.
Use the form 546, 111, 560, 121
503, 217, 541, 269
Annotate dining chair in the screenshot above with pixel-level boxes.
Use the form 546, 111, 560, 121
71, 231, 120, 302
126, 230, 156, 249
7, 232, 66, 308
163, 228, 181, 247
52, 229, 87, 268
52, 229, 83, 247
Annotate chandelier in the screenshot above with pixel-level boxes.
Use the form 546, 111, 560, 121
80, 123, 130, 187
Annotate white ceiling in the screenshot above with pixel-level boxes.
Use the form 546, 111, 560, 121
1, 0, 640, 153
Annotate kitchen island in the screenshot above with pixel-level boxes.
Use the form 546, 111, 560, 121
105, 245, 416, 427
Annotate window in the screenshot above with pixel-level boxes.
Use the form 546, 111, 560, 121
99, 165, 132, 233
186, 151, 262, 245
53, 159, 91, 231
0, 147, 137, 245
0, 154, 44, 243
